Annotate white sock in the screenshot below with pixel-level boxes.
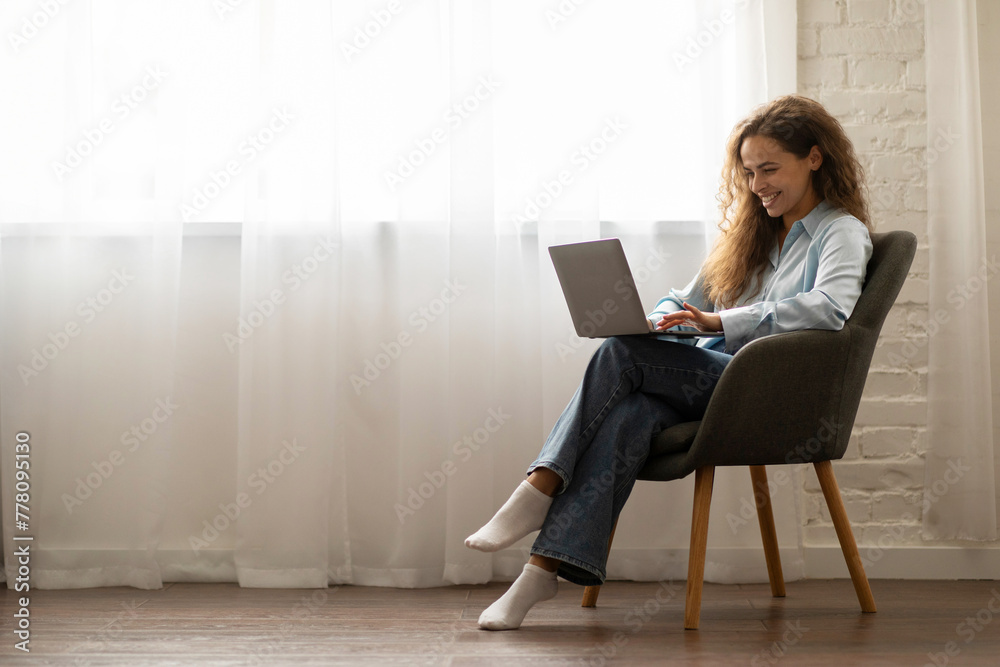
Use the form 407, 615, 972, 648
465, 480, 553, 552
478, 563, 558, 631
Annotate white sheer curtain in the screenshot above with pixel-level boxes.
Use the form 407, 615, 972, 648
0, 0, 797, 590
922, 0, 997, 541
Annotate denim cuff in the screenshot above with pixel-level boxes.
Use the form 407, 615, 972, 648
525, 460, 571, 496
529, 546, 605, 587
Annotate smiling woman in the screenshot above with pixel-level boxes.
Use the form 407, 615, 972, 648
466, 94, 875, 630
702, 95, 872, 313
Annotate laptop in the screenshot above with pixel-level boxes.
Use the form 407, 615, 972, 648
548, 238, 725, 339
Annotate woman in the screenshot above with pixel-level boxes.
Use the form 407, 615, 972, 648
465, 95, 874, 630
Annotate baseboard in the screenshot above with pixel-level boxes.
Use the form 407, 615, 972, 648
9, 545, 999, 590
598, 545, 1000, 583
803, 545, 1000, 580
602, 546, 806, 585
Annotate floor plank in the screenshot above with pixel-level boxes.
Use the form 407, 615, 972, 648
1, 579, 998, 665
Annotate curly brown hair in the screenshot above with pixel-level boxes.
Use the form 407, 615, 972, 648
701, 95, 872, 308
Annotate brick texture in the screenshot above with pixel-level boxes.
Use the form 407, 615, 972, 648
798, 0, 927, 546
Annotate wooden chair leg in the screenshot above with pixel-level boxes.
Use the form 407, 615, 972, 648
814, 460, 877, 613
581, 518, 619, 607
684, 465, 715, 630
749, 465, 786, 598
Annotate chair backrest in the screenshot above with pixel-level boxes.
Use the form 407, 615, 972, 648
830, 230, 917, 458
639, 229, 918, 481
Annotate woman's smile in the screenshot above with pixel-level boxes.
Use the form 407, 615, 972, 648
761, 191, 781, 207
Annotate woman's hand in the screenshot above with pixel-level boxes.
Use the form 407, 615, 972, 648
654, 302, 723, 333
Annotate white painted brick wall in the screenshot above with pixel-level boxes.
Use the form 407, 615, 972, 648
861, 427, 915, 456
847, 0, 892, 24
849, 60, 905, 87
803, 458, 925, 492
862, 372, 919, 399
800, 0, 842, 24
821, 28, 923, 55
870, 491, 921, 522
798, 0, 928, 547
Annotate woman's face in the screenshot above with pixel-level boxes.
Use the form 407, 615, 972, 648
740, 134, 822, 226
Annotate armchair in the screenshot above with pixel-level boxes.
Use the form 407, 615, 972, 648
581, 230, 918, 630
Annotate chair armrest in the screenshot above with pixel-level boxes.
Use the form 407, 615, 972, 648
687, 327, 854, 467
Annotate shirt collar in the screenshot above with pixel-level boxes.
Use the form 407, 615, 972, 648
799, 199, 834, 237
767, 199, 833, 267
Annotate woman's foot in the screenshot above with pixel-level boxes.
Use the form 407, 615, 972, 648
478, 563, 558, 630
465, 480, 553, 552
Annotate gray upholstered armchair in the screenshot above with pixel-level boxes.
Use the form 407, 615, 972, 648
581, 229, 918, 630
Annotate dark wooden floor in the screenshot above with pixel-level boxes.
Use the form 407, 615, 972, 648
2, 579, 999, 665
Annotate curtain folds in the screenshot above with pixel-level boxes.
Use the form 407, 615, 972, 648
1, 0, 801, 590
922, 0, 997, 541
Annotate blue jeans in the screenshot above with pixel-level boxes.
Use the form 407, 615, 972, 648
527, 336, 732, 586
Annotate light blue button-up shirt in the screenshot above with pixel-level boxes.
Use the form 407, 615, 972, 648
647, 200, 873, 353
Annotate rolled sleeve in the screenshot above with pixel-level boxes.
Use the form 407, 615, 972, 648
646, 271, 713, 331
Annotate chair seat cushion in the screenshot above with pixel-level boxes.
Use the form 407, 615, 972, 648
637, 420, 701, 482
648, 420, 701, 457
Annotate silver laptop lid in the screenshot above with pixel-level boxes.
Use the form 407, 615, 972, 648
548, 238, 651, 338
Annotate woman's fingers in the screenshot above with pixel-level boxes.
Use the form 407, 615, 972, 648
655, 311, 694, 330
682, 302, 708, 330
654, 305, 723, 333
682, 302, 722, 332
682, 302, 704, 319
